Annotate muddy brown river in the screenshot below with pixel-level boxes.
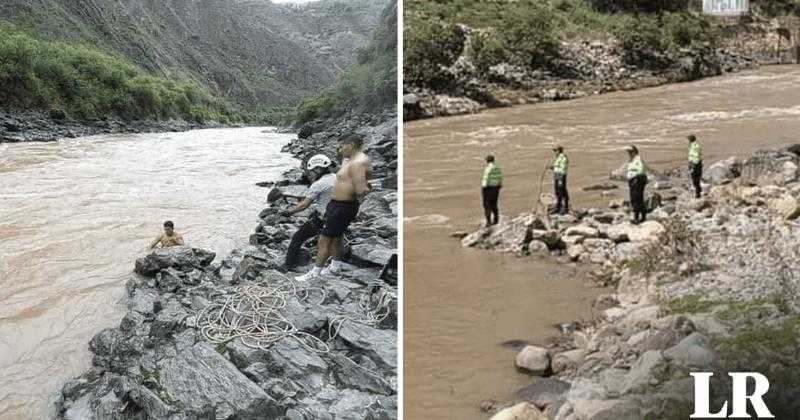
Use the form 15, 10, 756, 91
0, 127, 296, 418
403, 65, 800, 419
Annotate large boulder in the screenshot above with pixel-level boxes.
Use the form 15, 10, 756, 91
564, 225, 599, 238
664, 332, 715, 369
358, 193, 391, 220
227, 339, 330, 399
349, 238, 395, 267
333, 321, 397, 371
515, 346, 550, 376
704, 157, 741, 184
158, 342, 279, 418
134, 247, 215, 276
604, 221, 664, 243
617, 350, 668, 394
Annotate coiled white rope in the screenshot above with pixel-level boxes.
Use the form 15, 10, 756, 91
196, 271, 393, 353
328, 287, 393, 340
532, 157, 556, 226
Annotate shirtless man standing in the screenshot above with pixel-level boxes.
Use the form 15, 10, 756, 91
149, 221, 185, 249
296, 134, 371, 281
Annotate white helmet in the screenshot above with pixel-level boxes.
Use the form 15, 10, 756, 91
307, 154, 332, 171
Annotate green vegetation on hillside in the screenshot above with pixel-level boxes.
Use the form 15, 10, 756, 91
295, 2, 397, 123
0, 22, 243, 123
404, 0, 722, 86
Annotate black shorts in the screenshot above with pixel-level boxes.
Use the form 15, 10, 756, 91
321, 199, 359, 237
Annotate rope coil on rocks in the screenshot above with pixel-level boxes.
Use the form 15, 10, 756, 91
197, 271, 393, 353
328, 287, 393, 339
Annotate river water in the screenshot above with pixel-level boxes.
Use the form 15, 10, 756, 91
0, 127, 296, 418
403, 65, 800, 419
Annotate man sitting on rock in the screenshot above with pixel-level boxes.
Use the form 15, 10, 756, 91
148, 221, 185, 249
281, 154, 336, 270
296, 134, 371, 281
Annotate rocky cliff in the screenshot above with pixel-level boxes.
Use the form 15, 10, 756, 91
0, 0, 388, 107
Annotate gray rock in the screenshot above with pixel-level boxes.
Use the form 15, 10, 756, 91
664, 332, 715, 369
686, 198, 711, 211
158, 342, 279, 418
704, 157, 741, 184
358, 193, 390, 220
350, 238, 395, 267
280, 185, 309, 199
567, 244, 585, 261
329, 352, 395, 395
325, 389, 397, 420
514, 377, 570, 407
619, 350, 668, 394
552, 349, 589, 374
564, 225, 599, 238
334, 321, 397, 371
134, 247, 215, 277
515, 346, 550, 376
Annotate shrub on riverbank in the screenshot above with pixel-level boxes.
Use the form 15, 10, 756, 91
0, 22, 242, 124
404, 0, 722, 83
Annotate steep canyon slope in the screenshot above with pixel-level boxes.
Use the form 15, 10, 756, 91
0, 0, 388, 107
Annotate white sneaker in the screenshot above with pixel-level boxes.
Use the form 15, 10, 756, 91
295, 267, 321, 282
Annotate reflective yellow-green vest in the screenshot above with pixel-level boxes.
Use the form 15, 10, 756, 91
482, 162, 503, 187
688, 141, 702, 164
627, 155, 645, 179
553, 153, 568, 175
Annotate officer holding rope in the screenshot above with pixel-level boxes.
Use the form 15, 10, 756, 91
551, 145, 570, 215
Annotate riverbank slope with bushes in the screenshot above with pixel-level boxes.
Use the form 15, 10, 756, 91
403, 0, 799, 120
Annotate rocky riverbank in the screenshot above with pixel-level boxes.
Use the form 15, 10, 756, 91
461, 146, 800, 419
403, 20, 795, 121
0, 108, 231, 143
54, 111, 398, 419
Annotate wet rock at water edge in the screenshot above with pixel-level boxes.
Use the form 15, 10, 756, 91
134, 246, 215, 277
515, 346, 551, 376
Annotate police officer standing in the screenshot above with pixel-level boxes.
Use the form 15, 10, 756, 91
552, 145, 569, 215
626, 146, 648, 224
687, 134, 703, 198
481, 155, 503, 226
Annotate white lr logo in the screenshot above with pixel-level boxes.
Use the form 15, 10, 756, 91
690, 372, 774, 418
